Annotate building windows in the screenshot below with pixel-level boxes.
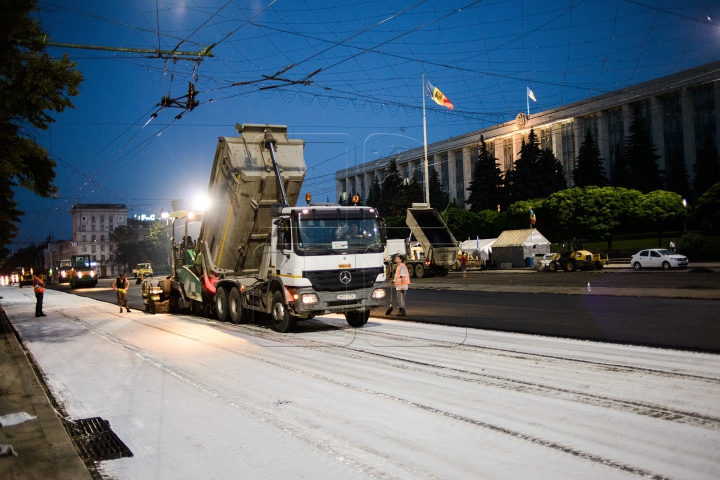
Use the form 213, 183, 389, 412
100, 235, 105, 242
91, 245, 96, 253
455, 150, 464, 204
101, 255, 105, 261
561, 122, 576, 179
92, 255, 96, 261
693, 83, 716, 154
110, 244, 114, 252
469, 146, 479, 179
91, 216, 95, 223
101, 245, 105, 252
82, 245, 87, 252
663, 94, 684, 173
503, 138, 513, 171
91, 235, 96, 242
440, 153, 449, 197
581, 116, 597, 141
607, 108, 624, 166
82, 235, 87, 242
81, 225, 86, 232
539, 128, 553, 151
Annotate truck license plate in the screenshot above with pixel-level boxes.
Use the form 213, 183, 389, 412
336, 293, 356, 300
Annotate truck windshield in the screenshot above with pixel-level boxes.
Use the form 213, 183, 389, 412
295, 213, 383, 254
74, 257, 91, 269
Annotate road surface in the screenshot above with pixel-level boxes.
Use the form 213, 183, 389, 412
2, 286, 719, 479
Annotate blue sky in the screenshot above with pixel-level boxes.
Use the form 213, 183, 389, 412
12, 0, 720, 248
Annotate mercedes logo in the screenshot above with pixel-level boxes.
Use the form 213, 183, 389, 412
339, 271, 352, 285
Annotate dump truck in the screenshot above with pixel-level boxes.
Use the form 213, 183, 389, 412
16, 267, 33, 287
155, 124, 387, 332
546, 239, 609, 272
398, 204, 459, 278
69, 254, 97, 288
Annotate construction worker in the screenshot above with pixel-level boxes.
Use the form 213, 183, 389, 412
392, 254, 410, 316
460, 252, 468, 278
33, 274, 46, 317
112, 273, 131, 313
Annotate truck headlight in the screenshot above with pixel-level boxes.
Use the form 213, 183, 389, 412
301, 293, 319, 305
372, 288, 386, 300
90, 271, 95, 277
78, 272, 82, 278
60, 271, 66, 278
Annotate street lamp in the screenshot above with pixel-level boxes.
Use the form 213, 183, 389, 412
682, 198, 688, 232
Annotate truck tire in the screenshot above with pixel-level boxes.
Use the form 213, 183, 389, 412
215, 287, 230, 322
271, 290, 296, 333
564, 260, 576, 272
548, 261, 558, 273
594, 261, 603, 270
345, 310, 369, 328
414, 263, 426, 278
437, 269, 448, 277
228, 287, 245, 324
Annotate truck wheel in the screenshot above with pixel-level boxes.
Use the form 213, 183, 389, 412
414, 263, 426, 278
345, 310, 369, 328
437, 269, 448, 277
215, 287, 230, 322
229, 287, 245, 324
564, 260, 576, 272
408, 264, 416, 278
271, 290, 296, 333
548, 261, 558, 273
594, 261, 603, 270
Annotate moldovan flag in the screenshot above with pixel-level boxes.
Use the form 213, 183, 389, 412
529, 208, 536, 225
426, 81, 454, 110
527, 86, 536, 102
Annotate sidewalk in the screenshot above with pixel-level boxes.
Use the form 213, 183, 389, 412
0, 307, 91, 479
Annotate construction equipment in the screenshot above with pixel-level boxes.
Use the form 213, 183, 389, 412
400, 204, 459, 278
16, 267, 33, 287
57, 259, 72, 283
546, 239, 609, 272
69, 254, 98, 288
155, 124, 387, 332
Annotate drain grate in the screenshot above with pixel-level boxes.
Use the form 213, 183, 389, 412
66, 417, 133, 461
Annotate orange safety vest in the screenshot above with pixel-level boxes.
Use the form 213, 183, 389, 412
33, 278, 45, 294
394, 263, 410, 290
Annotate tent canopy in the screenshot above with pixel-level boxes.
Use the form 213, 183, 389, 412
493, 229, 551, 258
460, 238, 496, 261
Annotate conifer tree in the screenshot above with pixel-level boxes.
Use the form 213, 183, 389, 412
611, 144, 630, 188
572, 130, 608, 187
504, 129, 565, 203
625, 104, 664, 192
381, 159, 405, 217
405, 173, 424, 206
428, 168, 448, 210
692, 137, 720, 198
538, 148, 567, 196
366, 176, 383, 213
466, 136, 505, 212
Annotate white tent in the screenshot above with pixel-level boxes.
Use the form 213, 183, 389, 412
492, 229, 551, 267
460, 238, 496, 261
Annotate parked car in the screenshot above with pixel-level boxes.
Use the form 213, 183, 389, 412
630, 249, 689, 270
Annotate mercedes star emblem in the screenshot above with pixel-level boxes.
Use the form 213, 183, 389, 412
339, 271, 352, 285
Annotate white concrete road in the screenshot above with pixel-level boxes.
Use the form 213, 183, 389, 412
2, 285, 720, 479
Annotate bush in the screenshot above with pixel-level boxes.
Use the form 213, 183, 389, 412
678, 232, 705, 252
696, 182, 720, 233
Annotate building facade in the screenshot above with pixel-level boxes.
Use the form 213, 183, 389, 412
71, 203, 128, 277
336, 61, 720, 206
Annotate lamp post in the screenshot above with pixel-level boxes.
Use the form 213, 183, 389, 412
682, 198, 688, 232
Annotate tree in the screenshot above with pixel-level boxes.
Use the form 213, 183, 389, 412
664, 147, 690, 200
695, 182, 720, 233
366, 176, 382, 213
572, 130, 608, 187
505, 129, 543, 203
611, 144, 630, 188
147, 220, 171, 266
428, 167, 448, 210
111, 226, 147, 268
0, 0, 83, 253
466, 136, 505, 212
692, 138, 720, 198
636, 190, 687, 247
625, 104, 664, 192
537, 148, 567, 196
405, 173, 424, 206
381, 159, 405, 217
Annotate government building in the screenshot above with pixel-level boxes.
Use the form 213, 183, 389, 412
335, 61, 720, 206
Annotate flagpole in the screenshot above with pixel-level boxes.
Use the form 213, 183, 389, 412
422, 73, 430, 205
526, 92, 530, 117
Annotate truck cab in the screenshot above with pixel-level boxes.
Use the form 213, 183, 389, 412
69, 254, 97, 288
58, 259, 72, 283
134, 263, 153, 279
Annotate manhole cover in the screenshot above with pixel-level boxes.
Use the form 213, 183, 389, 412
66, 417, 133, 461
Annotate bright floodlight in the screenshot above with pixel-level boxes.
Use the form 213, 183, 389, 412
161, 211, 169, 219
192, 194, 211, 212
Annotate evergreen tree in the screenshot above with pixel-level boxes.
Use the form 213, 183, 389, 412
466, 135, 505, 212
405, 173, 424, 206
611, 144, 630, 188
625, 104, 664, 192
537, 148, 567, 196
505, 129, 542, 204
428, 167, 448, 210
381, 159, 405, 217
572, 130, 608, 187
665, 147, 690, 200
366, 176, 383, 213
692, 137, 720, 198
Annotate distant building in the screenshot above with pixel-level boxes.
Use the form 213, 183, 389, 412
336, 61, 720, 206
70, 203, 128, 277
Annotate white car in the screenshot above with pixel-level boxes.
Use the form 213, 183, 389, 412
630, 249, 689, 270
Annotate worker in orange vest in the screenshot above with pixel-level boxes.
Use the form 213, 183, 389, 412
392, 254, 410, 316
33, 274, 46, 317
